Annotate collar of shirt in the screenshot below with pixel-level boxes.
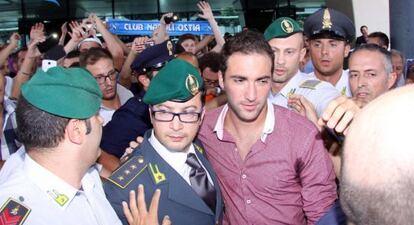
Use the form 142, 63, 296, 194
213, 99, 275, 142
23, 154, 93, 210
148, 130, 196, 183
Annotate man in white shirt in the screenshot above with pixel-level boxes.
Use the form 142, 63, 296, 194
0, 67, 121, 225
304, 8, 355, 97
264, 17, 340, 117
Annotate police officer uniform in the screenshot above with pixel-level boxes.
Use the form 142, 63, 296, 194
104, 59, 224, 225
0, 67, 121, 225
100, 41, 175, 158
264, 17, 341, 116
304, 8, 356, 97
269, 71, 340, 117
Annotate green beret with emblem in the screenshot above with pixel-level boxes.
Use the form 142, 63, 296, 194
21, 66, 102, 119
144, 59, 204, 105
264, 17, 303, 41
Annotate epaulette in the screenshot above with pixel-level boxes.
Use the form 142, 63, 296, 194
194, 143, 204, 154
299, 79, 321, 90
0, 198, 31, 225
107, 155, 147, 189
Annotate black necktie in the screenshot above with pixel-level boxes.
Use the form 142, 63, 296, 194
186, 153, 216, 212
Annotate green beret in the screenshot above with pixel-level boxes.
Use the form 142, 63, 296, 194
264, 17, 303, 41
21, 66, 102, 119
144, 59, 204, 105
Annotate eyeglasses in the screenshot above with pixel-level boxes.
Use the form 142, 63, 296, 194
151, 109, 202, 123
94, 70, 118, 84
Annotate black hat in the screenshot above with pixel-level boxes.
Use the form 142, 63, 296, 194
131, 40, 175, 74
304, 8, 355, 42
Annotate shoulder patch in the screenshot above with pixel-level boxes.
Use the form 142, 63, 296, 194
0, 198, 31, 225
194, 143, 204, 154
107, 155, 147, 189
299, 79, 322, 90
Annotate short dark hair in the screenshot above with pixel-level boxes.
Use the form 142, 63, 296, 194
360, 25, 367, 33
220, 30, 274, 75
16, 96, 70, 149
199, 52, 221, 73
176, 33, 198, 51
350, 43, 393, 74
79, 47, 113, 67
368, 32, 389, 49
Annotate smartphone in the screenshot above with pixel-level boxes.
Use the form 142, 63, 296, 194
42, 60, 57, 72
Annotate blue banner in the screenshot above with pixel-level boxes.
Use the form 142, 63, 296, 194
107, 19, 213, 36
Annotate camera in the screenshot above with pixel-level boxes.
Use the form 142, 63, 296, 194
164, 14, 179, 24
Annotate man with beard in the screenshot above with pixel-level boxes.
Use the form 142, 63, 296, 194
199, 30, 337, 225
80, 48, 133, 125
264, 17, 340, 117
304, 8, 355, 96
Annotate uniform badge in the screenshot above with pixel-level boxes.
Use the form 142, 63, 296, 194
108, 156, 148, 189
0, 198, 31, 225
149, 163, 166, 185
281, 19, 294, 34
287, 88, 296, 98
194, 144, 204, 154
185, 74, 199, 96
47, 190, 69, 206
299, 79, 321, 90
322, 9, 332, 29
341, 87, 347, 96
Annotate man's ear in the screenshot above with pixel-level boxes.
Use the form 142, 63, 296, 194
387, 71, 398, 89
218, 71, 224, 90
344, 43, 351, 58
66, 119, 84, 145
138, 74, 150, 88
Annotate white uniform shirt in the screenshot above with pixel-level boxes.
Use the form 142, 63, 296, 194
100, 83, 133, 126
269, 71, 340, 117
309, 70, 352, 97
0, 153, 121, 225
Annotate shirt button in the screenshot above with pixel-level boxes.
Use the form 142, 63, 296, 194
241, 174, 247, 179
246, 199, 251, 204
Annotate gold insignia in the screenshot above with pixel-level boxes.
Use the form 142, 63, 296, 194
107, 156, 147, 189
287, 88, 296, 98
137, 156, 144, 164
281, 19, 294, 34
185, 74, 199, 96
149, 163, 166, 184
10, 205, 20, 215
322, 9, 332, 29
47, 190, 69, 207
341, 87, 347, 95
194, 144, 204, 154
167, 41, 173, 55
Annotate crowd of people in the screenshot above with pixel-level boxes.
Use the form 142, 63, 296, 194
0, 2, 412, 225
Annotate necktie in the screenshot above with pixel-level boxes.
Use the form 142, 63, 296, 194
186, 153, 216, 212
